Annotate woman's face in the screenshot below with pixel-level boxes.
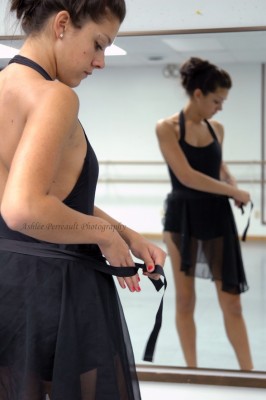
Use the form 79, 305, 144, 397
195, 87, 229, 119
55, 14, 120, 87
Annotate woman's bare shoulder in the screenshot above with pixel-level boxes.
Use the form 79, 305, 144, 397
32, 80, 79, 110
156, 112, 179, 138
1, 66, 79, 115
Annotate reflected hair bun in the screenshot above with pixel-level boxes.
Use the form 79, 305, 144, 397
180, 57, 232, 96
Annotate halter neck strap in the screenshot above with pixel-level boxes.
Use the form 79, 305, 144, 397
9, 55, 53, 81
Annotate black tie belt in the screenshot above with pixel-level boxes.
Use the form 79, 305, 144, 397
0, 237, 166, 362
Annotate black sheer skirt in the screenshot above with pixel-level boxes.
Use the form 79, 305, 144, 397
163, 190, 248, 294
0, 241, 141, 400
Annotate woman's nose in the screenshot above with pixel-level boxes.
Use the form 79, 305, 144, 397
92, 54, 105, 69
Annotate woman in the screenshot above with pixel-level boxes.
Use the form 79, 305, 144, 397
156, 57, 253, 370
0, 1, 166, 399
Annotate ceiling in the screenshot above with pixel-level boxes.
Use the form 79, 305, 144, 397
1, 0, 266, 35
1, 29, 266, 70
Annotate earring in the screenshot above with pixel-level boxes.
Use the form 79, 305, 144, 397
59, 33, 64, 39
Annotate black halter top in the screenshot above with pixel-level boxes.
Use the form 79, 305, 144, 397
8, 54, 99, 216
168, 110, 222, 192
9, 55, 53, 80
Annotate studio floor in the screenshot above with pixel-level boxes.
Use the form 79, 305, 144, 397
139, 381, 266, 400
117, 239, 266, 398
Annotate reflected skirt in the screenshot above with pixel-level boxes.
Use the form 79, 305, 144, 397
0, 240, 141, 400
163, 190, 248, 294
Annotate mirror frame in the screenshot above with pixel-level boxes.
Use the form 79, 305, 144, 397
118, 25, 266, 36
262, 65, 266, 224
136, 365, 266, 388
1, 25, 266, 388
119, 25, 266, 387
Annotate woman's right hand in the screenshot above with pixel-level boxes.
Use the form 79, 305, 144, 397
232, 188, 251, 206
98, 229, 140, 293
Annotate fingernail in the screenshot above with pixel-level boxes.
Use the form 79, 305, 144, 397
147, 265, 154, 272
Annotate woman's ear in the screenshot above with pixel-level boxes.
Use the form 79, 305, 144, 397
194, 88, 203, 100
53, 10, 71, 40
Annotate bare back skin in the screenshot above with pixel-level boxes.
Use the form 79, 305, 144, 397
0, 63, 84, 205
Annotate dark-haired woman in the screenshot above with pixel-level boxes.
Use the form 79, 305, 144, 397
156, 57, 253, 370
0, 1, 166, 398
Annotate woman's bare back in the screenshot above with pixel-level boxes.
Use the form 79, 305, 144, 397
0, 63, 86, 204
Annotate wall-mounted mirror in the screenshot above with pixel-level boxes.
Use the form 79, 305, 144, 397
111, 29, 266, 67
101, 28, 266, 386
1, 27, 266, 387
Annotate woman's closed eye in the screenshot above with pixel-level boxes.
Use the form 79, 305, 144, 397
95, 42, 104, 51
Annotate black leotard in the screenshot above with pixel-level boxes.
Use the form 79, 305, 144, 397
168, 110, 221, 191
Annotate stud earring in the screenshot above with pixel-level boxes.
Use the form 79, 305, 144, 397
59, 33, 64, 39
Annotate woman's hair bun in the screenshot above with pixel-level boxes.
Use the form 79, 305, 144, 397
179, 57, 232, 96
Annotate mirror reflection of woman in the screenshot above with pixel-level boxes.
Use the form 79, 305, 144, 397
156, 57, 253, 370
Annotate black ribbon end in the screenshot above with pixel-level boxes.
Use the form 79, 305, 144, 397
143, 355, 153, 363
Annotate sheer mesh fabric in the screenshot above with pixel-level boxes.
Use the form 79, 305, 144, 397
0, 250, 141, 400
164, 191, 248, 295
0, 364, 134, 400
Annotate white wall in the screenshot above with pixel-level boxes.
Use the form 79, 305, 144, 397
75, 62, 265, 237
121, 0, 266, 32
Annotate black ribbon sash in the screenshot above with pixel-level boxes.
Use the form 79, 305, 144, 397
0, 238, 166, 362
240, 201, 254, 241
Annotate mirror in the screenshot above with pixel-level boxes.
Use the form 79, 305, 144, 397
1, 28, 266, 385
95, 28, 266, 381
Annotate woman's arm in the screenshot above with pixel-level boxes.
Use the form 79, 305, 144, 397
216, 121, 243, 207
1, 84, 112, 244
94, 206, 166, 279
220, 161, 237, 186
0, 85, 139, 289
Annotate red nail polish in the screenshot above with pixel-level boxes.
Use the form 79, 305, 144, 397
147, 265, 154, 272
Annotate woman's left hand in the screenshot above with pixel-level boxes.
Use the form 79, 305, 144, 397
129, 235, 166, 280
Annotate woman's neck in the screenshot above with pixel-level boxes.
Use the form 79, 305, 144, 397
182, 103, 204, 125
19, 36, 56, 80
